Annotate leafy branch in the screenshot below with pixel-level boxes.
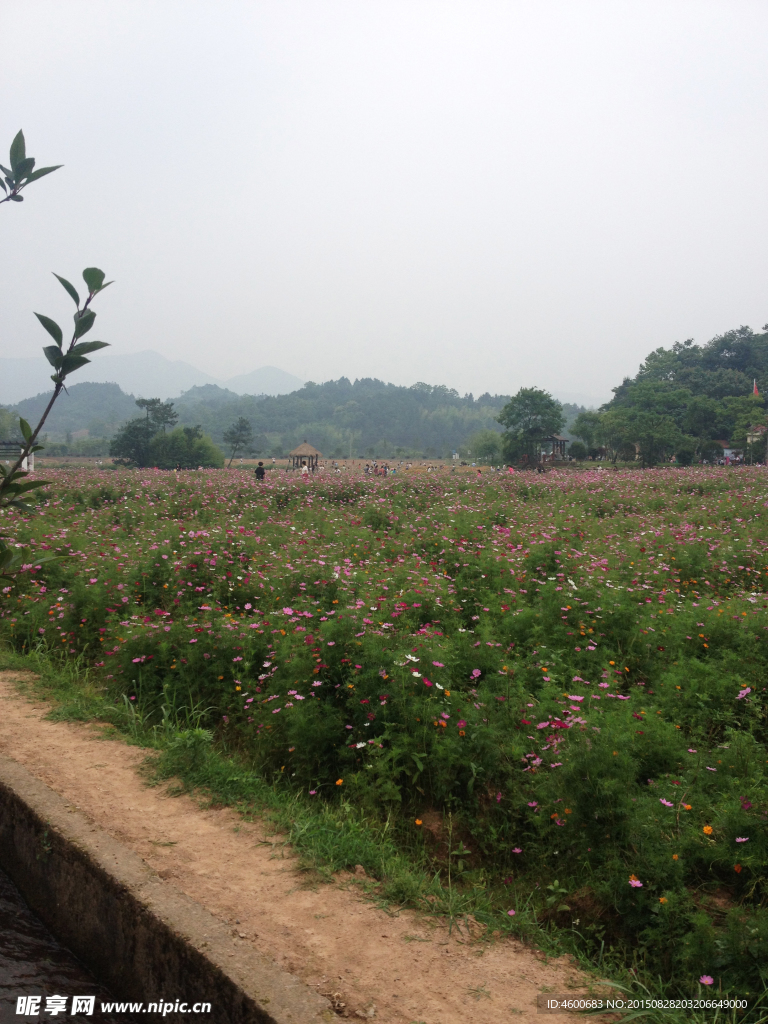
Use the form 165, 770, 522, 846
0, 131, 111, 582
0, 130, 61, 205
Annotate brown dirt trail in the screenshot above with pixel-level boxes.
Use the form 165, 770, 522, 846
0, 672, 588, 1023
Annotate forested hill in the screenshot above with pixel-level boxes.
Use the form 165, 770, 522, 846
609, 325, 768, 406
174, 378, 512, 457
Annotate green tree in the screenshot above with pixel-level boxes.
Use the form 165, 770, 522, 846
109, 419, 155, 467
627, 411, 680, 467
151, 427, 224, 469
568, 440, 587, 460
464, 429, 502, 463
595, 409, 633, 463
497, 388, 564, 464
571, 410, 601, 451
222, 416, 253, 467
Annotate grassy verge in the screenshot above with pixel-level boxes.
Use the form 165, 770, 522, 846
5, 645, 767, 1024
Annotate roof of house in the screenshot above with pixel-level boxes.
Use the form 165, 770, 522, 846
289, 441, 322, 457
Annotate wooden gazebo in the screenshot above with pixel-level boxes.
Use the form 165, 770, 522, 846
289, 441, 322, 471
541, 435, 568, 462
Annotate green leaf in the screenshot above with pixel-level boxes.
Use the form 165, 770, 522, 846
71, 340, 109, 356
9, 195, 23, 202
18, 418, 32, 442
12, 480, 49, 495
53, 273, 80, 307
82, 267, 106, 293
13, 157, 35, 181
0, 163, 11, 177
59, 354, 90, 376
43, 345, 63, 368
9, 130, 25, 172
0, 179, 6, 194
24, 165, 62, 183
34, 313, 63, 346
73, 309, 96, 338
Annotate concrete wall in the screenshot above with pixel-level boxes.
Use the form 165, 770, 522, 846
0, 756, 331, 1023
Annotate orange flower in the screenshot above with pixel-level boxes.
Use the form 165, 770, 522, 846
609, 661, 615, 666
672, 854, 679, 861
564, 808, 572, 814
415, 819, 423, 826
459, 729, 465, 736
683, 804, 692, 811
659, 897, 668, 904
734, 864, 742, 873
335, 778, 343, 786
703, 825, 713, 835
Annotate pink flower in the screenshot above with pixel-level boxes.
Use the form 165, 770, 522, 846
699, 976, 714, 986
660, 798, 674, 807
282, 607, 294, 615
527, 801, 538, 807
457, 719, 467, 727
735, 837, 749, 843
471, 668, 481, 678
507, 909, 516, 916
432, 661, 444, 667
512, 847, 522, 853
567, 695, 584, 702
629, 878, 643, 888
688, 749, 697, 753
737, 688, 751, 700
496, 792, 502, 802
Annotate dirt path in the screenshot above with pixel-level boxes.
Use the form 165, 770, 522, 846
0, 672, 586, 1023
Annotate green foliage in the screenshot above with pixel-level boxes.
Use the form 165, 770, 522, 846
109, 418, 155, 467
569, 441, 587, 460
222, 416, 253, 466
150, 426, 224, 469
171, 378, 511, 458
5, 467, 768, 995
497, 387, 565, 462
0, 130, 61, 205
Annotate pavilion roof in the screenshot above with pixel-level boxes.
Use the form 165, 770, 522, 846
289, 441, 322, 457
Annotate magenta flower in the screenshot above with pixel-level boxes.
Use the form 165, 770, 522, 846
527, 801, 538, 807
699, 976, 714, 986
457, 719, 467, 727
432, 661, 444, 667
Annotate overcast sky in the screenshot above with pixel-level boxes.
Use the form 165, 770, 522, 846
2, 1, 768, 404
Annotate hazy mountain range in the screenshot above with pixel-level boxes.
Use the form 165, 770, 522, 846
0, 350, 305, 405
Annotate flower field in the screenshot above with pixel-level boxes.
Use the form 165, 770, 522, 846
2, 466, 767, 994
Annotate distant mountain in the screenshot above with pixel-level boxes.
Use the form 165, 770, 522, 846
0, 352, 305, 404
15, 382, 138, 438
224, 366, 304, 396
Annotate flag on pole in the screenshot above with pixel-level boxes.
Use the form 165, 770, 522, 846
754, 379, 759, 396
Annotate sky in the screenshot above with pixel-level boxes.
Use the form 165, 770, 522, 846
2, 0, 768, 406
